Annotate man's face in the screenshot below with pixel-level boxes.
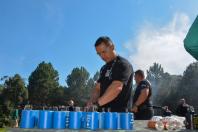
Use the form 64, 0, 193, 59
95, 42, 114, 63
179, 99, 185, 105
68, 100, 74, 106
134, 74, 141, 84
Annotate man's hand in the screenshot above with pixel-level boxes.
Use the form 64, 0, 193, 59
86, 99, 93, 108
131, 105, 138, 113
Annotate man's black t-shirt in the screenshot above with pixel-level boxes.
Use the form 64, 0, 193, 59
176, 104, 189, 117
97, 55, 133, 112
133, 80, 152, 108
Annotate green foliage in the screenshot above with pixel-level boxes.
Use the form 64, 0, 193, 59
179, 62, 198, 105
28, 61, 59, 105
146, 63, 165, 99
0, 100, 14, 128
146, 63, 183, 111
93, 71, 100, 82
65, 67, 97, 106
150, 62, 198, 114
0, 74, 27, 128
67, 67, 89, 88
147, 62, 164, 81
155, 74, 182, 109
0, 128, 8, 131
2, 74, 28, 107
0, 84, 4, 94
48, 86, 65, 105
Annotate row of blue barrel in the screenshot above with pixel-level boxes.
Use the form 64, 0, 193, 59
20, 110, 134, 130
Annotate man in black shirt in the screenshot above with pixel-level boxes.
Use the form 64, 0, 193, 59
176, 98, 189, 117
68, 100, 74, 111
87, 36, 133, 112
162, 106, 172, 117
131, 70, 153, 120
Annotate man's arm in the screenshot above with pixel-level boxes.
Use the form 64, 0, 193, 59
131, 88, 149, 112
134, 88, 149, 106
98, 80, 123, 106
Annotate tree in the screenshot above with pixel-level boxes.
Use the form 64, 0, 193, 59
0, 84, 4, 94
155, 74, 182, 109
48, 86, 65, 106
83, 71, 100, 105
2, 74, 28, 107
0, 74, 28, 127
0, 76, 8, 95
85, 78, 95, 99
93, 71, 100, 82
147, 63, 164, 81
179, 62, 198, 106
28, 61, 59, 105
67, 67, 89, 88
146, 63, 165, 100
65, 67, 90, 106
149, 62, 198, 113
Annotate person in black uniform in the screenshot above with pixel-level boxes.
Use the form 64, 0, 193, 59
68, 100, 74, 111
131, 70, 154, 120
176, 98, 189, 117
162, 106, 172, 117
87, 36, 133, 112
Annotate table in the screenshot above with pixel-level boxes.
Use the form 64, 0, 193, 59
5, 120, 195, 132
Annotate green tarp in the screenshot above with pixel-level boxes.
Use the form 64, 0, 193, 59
184, 15, 198, 60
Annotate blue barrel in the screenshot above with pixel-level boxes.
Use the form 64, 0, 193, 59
99, 112, 105, 129
117, 113, 121, 130
104, 112, 118, 130
38, 110, 53, 129
20, 110, 38, 128
65, 111, 70, 128
53, 111, 67, 129
81, 112, 87, 129
33, 110, 39, 128
69, 112, 82, 129
86, 112, 99, 130
120, 112, 134, 130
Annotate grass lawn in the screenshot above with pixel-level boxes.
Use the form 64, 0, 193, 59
0, 128, 7, 132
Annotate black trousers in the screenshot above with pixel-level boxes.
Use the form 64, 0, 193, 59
134, 107, 154, 120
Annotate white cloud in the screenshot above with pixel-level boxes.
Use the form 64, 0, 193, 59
125, 13, 196, 75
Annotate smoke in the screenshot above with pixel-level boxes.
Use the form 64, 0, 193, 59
125, 13, 195, 75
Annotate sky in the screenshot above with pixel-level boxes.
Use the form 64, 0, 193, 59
0, 0, 198, 86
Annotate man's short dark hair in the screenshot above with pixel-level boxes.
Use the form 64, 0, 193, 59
135, 70, 145, 78
95, 36, 114, 47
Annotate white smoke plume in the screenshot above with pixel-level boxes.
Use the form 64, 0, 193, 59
125, 13, 195, 75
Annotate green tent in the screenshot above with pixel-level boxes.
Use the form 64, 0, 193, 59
184, 15, 198, 60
